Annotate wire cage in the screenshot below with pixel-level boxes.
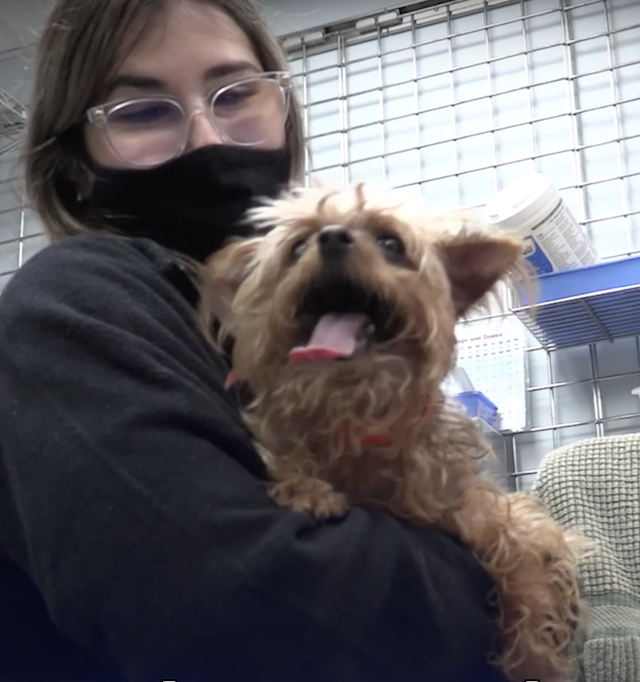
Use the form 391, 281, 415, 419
0, 82, 46, 292
280, 0, 640, 490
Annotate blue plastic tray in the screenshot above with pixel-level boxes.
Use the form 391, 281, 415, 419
512, 254, 640, 350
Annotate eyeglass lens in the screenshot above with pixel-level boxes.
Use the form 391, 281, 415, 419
104, 78, 287, 167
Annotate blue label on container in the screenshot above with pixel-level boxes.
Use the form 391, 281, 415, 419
522, 236, 554, 274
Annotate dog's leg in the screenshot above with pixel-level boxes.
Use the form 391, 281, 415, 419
447, 490, 584, 682
254, 442, 349, 519
269, 475, 349, 519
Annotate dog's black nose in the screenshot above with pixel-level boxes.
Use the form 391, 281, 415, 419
318, 225, 354, 256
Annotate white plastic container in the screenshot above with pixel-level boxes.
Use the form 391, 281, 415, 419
483, 173, 599, 275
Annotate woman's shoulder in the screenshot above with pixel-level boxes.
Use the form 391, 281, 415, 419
0, 231, 220, 390
1, 234, 199, 313
9, 234, 175, 285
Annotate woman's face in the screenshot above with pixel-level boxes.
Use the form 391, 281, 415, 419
84, 1, 286, 168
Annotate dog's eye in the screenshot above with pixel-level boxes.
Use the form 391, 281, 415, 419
290, 239, 307, 262
376, 234, 405, 257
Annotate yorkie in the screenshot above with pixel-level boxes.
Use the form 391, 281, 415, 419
200, 182, 587, 682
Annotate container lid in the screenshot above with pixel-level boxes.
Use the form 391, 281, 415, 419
484, 172, 558, 230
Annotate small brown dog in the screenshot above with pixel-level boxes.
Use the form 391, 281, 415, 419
201, 182, 587, 682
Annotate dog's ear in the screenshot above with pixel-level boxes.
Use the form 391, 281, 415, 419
199, 237, 262, 327
437, 230, 523, 317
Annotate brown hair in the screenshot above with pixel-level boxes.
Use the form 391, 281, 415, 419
24, 0, 305, 242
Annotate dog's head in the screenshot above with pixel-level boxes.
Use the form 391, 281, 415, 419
201, 183, 525, 440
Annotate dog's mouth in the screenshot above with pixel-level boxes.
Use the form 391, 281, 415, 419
289, 278, 401, 363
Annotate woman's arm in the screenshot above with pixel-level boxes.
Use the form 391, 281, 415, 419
0, 235, 504, 682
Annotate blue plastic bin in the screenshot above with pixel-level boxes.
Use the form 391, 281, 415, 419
455, 391, 501, 430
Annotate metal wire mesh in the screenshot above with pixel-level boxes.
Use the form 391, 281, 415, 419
284, 0, 640, 488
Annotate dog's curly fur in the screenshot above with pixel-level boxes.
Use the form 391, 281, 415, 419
200, 182, 589, 682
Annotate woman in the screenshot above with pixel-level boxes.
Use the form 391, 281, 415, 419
0, 1, 506, 681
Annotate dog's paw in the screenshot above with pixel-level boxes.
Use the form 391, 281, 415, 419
269, 477, 349, 519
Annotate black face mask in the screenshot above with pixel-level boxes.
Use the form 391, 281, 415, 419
87, 145, 292, 261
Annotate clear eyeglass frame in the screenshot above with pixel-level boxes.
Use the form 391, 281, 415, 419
85, 71, 293, 168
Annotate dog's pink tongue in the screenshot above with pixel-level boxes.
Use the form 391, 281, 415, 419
289, 313, 367, 363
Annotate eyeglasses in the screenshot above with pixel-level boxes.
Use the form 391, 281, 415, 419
86, 71, 292, 168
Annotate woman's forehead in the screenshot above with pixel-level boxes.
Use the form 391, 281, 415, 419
113, 1, 261, 91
